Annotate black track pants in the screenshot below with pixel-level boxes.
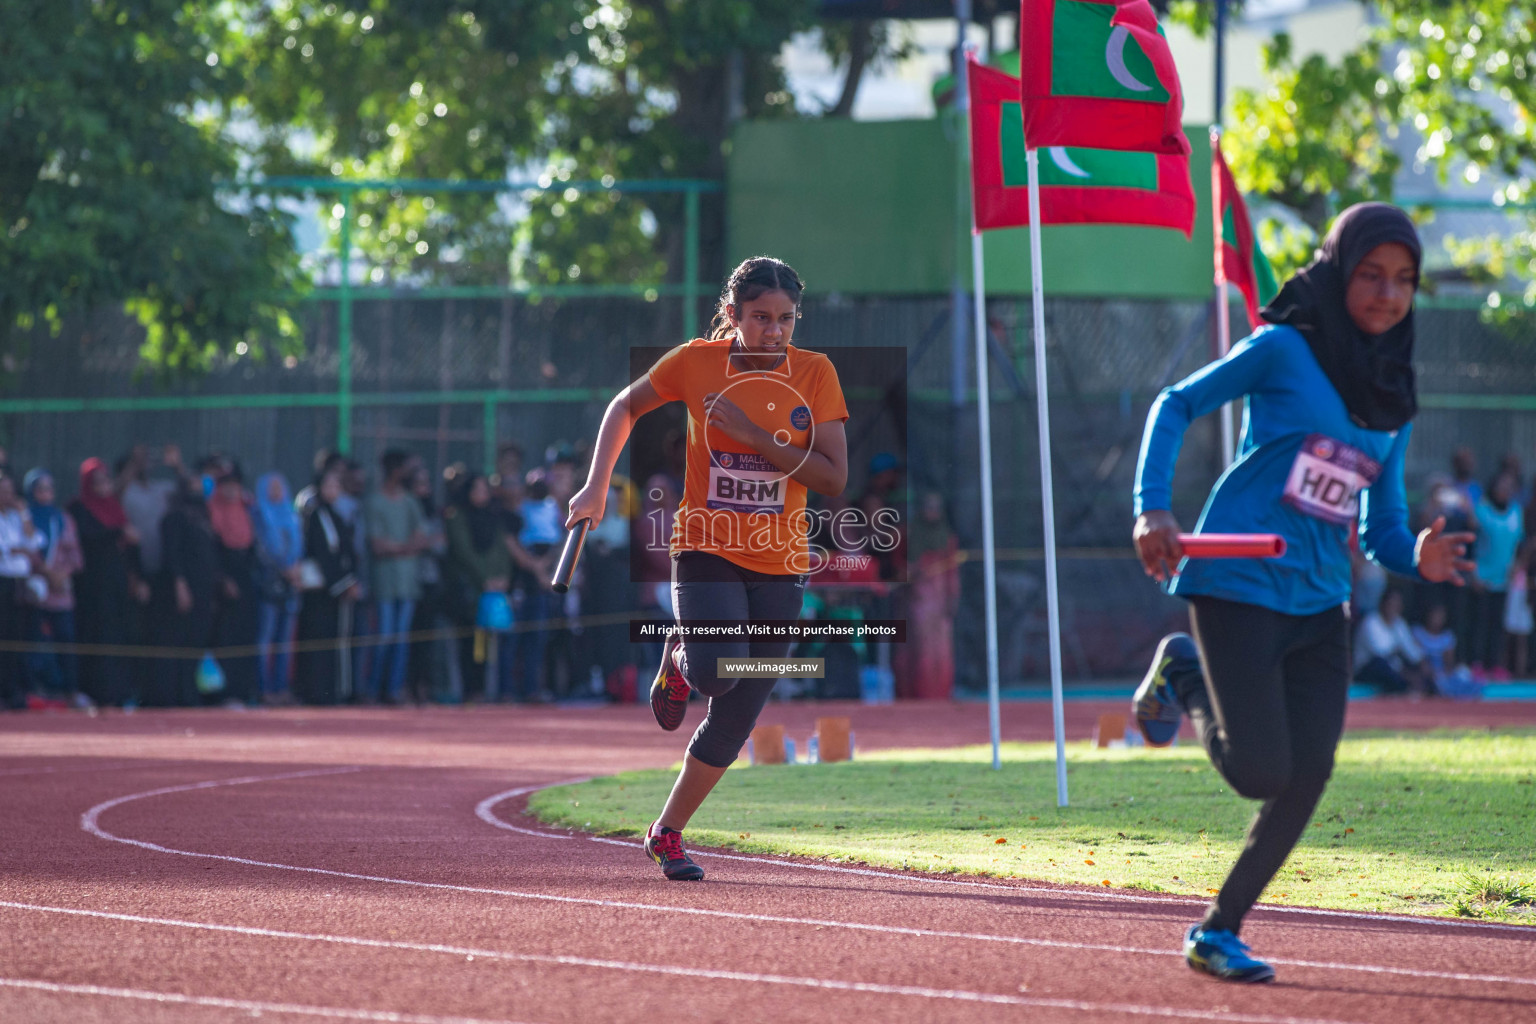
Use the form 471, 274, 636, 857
671, 551, 807, 768
1184, 596, 1351, 934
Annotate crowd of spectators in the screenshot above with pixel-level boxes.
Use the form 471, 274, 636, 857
0, 439, 953, 712
0, 440, 640, 710
1351, 445, 1535, 697
7, 432, 1527, 711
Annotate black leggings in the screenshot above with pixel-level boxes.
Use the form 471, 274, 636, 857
672, 551, 807, 768
1184, 596, 1351, 934
0, 578, 23, 709
1470, 587, 1508, 669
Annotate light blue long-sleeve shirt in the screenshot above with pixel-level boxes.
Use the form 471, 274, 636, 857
1134, 324, 1421, 616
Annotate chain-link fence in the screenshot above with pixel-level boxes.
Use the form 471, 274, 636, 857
4, 293, 1531, 684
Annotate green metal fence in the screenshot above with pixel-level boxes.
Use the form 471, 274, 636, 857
2, 174, 1528, 473
287, 176, 717, 455
0, 176, 721, 472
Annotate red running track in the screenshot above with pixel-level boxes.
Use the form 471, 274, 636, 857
1, 701, 1534, 1024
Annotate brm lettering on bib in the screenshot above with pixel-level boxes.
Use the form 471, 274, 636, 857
1282, 434, 1383, 525
707, 450, 787, 515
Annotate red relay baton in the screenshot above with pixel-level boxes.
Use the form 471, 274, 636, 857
1177, 533, 1287, 559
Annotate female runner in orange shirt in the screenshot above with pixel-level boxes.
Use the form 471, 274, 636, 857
566, 256, 849, 880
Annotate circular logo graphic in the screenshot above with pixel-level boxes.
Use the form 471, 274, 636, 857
1312, 438, 1335, 459
705, 376, 817, 487
790, 405, 812, 430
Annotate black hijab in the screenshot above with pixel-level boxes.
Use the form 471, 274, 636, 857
453, 473, 500, 553
1259, 202, 1421, 432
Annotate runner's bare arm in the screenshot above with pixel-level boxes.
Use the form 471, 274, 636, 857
567, 376, 669, 528
793, 418, 849, 496
704, 392, 847, 496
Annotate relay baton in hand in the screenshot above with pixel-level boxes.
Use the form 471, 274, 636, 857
1177, 533, 1287, 559
551, 518, 591, 594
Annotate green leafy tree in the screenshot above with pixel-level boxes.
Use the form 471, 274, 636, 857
1217, 0, 1536, 299
231, 1, 822, 289
234, 3, 565, 284
4, 0, 909, 367
1371, 0, 1536, 308
0, 0, 304, 369
820, 19, 917, 118
1227, 33, 1401, 276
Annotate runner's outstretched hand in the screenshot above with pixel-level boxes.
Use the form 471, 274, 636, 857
1415, 515, 1476, 585
1133, 509, 1185, 583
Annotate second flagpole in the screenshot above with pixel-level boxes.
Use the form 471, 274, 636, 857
1213, 0, 1236, 467
1212, 128, 1236, 467
962, 45, 1005, 772
1025, 146, 1069, 808
971, 213, 1003, 772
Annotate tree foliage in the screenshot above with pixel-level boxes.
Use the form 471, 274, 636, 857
1220, 0, 1536, 300
1228, 33, 1401, 276
0, 0, 304, 369
1373, 0, 1536, 307
230, 1, 821, 289
7, 0, 867, 366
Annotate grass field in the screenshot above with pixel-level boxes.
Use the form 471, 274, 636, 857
528, 730, 1536, 922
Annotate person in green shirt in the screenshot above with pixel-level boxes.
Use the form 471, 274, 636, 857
444, 472, 511, 702
362, 449, 427, 704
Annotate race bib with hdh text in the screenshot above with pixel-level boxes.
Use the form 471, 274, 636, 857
1282, 434, 1382, 525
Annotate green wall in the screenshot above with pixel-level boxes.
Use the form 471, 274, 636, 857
728, 117, 1215, 299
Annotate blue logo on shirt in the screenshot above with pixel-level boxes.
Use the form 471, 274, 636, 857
790, 406, 812, 430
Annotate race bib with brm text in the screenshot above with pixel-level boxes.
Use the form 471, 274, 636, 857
707, 450, 787, 515
1282, 434, 1382, 525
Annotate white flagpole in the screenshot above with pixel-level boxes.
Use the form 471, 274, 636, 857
1211, 126, 1236, 467
1025, 146, 1069, 807
960, 43, 1004, 772
1215, 280, 1235, 465
972, 227, 1003, 771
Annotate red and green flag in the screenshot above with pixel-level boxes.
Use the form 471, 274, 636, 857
968, 59, 1194, 235
1018, 0, 1188, 156
1212, 137, 1279, 329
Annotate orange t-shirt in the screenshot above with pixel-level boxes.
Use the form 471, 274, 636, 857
647, 338, 849, 577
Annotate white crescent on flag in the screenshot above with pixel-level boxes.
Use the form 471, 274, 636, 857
1047, 147, 1092, 178
1105, 25, 1153, 93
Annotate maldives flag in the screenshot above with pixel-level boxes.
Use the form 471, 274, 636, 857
969, 59, 1194, 235
1213, 136, 1279, 329
1019, 0, 1188, 156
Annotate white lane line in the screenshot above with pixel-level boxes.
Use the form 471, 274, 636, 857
79, 773, 1536, 991
5, 899, 1532, 993
0, 908, 1365, 1024
82, 766, 366, 844
82, 777, 1209, 952
472, 781, 589, 838
0, 976, 537, 1024
478, 785, 1536, 936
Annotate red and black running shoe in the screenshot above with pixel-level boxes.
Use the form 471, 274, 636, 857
649, 628, 691, 732
644, 821, 705, 881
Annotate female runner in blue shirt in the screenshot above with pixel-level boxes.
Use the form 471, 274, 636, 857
1131, 204, 1473, 983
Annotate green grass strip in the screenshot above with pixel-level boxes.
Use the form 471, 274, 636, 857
528, 730, 1536, 923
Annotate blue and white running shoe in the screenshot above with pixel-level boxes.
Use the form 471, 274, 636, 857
1184, 925, 1276, 983
1132, 632, 1199, 747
